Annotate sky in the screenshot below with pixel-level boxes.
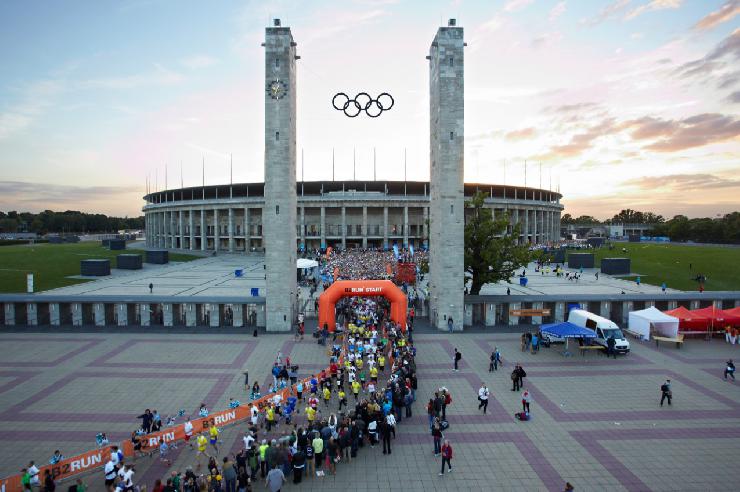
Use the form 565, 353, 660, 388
0, 0, 738, 219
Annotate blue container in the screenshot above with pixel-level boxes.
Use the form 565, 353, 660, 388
251, 288, 259, 297
519, 277, 528, 287
235, 269, 244, 277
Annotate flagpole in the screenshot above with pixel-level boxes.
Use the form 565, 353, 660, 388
202, 156, 205, 200
230, 153, 233, 199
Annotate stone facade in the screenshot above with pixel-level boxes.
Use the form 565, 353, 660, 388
263, 21, 297, 332
428, 21, 465, 331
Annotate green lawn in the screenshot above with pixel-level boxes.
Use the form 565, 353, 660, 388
590, 243, 740, 291
0, 242, 199, 293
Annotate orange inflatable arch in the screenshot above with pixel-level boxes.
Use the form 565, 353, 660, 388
318, 280, 407, 332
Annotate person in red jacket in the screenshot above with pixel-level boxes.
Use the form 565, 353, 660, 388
439, 440, 453, 476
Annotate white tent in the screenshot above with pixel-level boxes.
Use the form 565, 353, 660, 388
628, 306, 679, 340
296, 258, 319, 269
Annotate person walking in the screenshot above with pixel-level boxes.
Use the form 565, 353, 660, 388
724, 360, 735, 381
489, 351, 496, 372
477, 383, 490, 414
521, 390, 531, 413
492, 347, 501, 371
432, 421, 443, 456
660, 379, 672, 406
606, 335, 617, 359
453, 348, 462, 372
380, 418, 392, 455
447, 317, 454, 333
438, 440, 453, 476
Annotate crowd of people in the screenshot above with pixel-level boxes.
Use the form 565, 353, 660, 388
319, 248, 428, 282
76, 296, 418, 492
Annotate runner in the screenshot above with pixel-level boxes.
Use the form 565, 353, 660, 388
208, 424, 220, 456
195, 432, 209, 470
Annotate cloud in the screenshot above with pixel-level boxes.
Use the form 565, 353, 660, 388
549, 1, 567, 21
180, 55, 218, 70
505, 127, 537, 140
694, 0, 740, 31
538, 118, 618, 159
621, 173, 739, 191
727, 90, 740, 103
625, 0, 682, 21
80, 63, 184, 90
625, 113, 740, 151
0, 181, 142, 214
504, 0, 535, 13
0, 79, 62, 141
676, 28, 740, 78
531, 31, 563, 48
545, 102, 599, 113
581, 0, 631, 26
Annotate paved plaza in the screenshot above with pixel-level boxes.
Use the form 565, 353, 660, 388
1, 329, 739, 491
45, 251, 678, 299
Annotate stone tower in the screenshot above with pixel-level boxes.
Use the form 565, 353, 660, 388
428, 19, 464, 331
263, 19, 298, 332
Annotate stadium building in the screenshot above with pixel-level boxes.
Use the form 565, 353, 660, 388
143, 180, 563, 252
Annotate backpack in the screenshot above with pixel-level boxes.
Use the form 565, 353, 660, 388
444, 393, 452, 405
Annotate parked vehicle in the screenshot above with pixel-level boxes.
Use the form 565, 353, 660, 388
568, 309, 630, 353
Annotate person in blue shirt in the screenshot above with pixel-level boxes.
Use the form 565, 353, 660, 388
531, 334, 539, 354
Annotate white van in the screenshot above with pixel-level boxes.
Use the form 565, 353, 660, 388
568, 309, 631, 354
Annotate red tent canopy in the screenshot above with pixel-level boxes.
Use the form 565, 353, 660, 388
690, 306, 740, 327
664, 306, 710, 331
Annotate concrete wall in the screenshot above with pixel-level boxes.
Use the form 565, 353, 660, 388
263, 21, 297, 331
428, 21, 465, 331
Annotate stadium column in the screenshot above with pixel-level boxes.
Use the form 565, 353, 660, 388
524, 208, 530, 244
159, 211, 165, 248
341, 206, 346, 249
228, 208, 235, 252
300, 206, 305, 251
403, 206, 409, 248
383, 206, 388, 250
428, 20, 465, 331
179, 210, 184, 249
362, 206, 367, 248
244, 207, 251, 251
171, 210, 177, 249
214, 209, 220, 252
200, 209, 206, 251
320, 206, 326, 249
533, 208, 538, 245
422, 206, 428, 248
189, 210, 195, 251
263, 19, 297, 331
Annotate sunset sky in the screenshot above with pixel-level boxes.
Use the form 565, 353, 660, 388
0, 0, 738, 219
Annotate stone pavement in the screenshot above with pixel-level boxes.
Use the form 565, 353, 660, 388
44, 255, 681, 300
1, 330, 739, 491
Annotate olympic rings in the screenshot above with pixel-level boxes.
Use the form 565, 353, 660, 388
332, 92, 394, 118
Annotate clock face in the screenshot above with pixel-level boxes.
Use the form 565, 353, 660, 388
267, 79, 287, 100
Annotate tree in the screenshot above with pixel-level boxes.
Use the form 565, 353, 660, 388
561, 213, 574, 225
611, 209, 664, 224
573, 215, 599, 225
464, 191, 533, 295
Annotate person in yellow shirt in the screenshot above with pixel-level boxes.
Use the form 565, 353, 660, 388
305, 405, 316, 424
266, 405, 276, 431
370, 366, 378, 382
338, 389, 347, 411
378, 355, 386, 372
208, 424, 220, 455
195, 432, 209, 470
356, 358, 364, 370
351, 380, 361, 400
258, 439, 270, 477
323, 386, 331, 405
